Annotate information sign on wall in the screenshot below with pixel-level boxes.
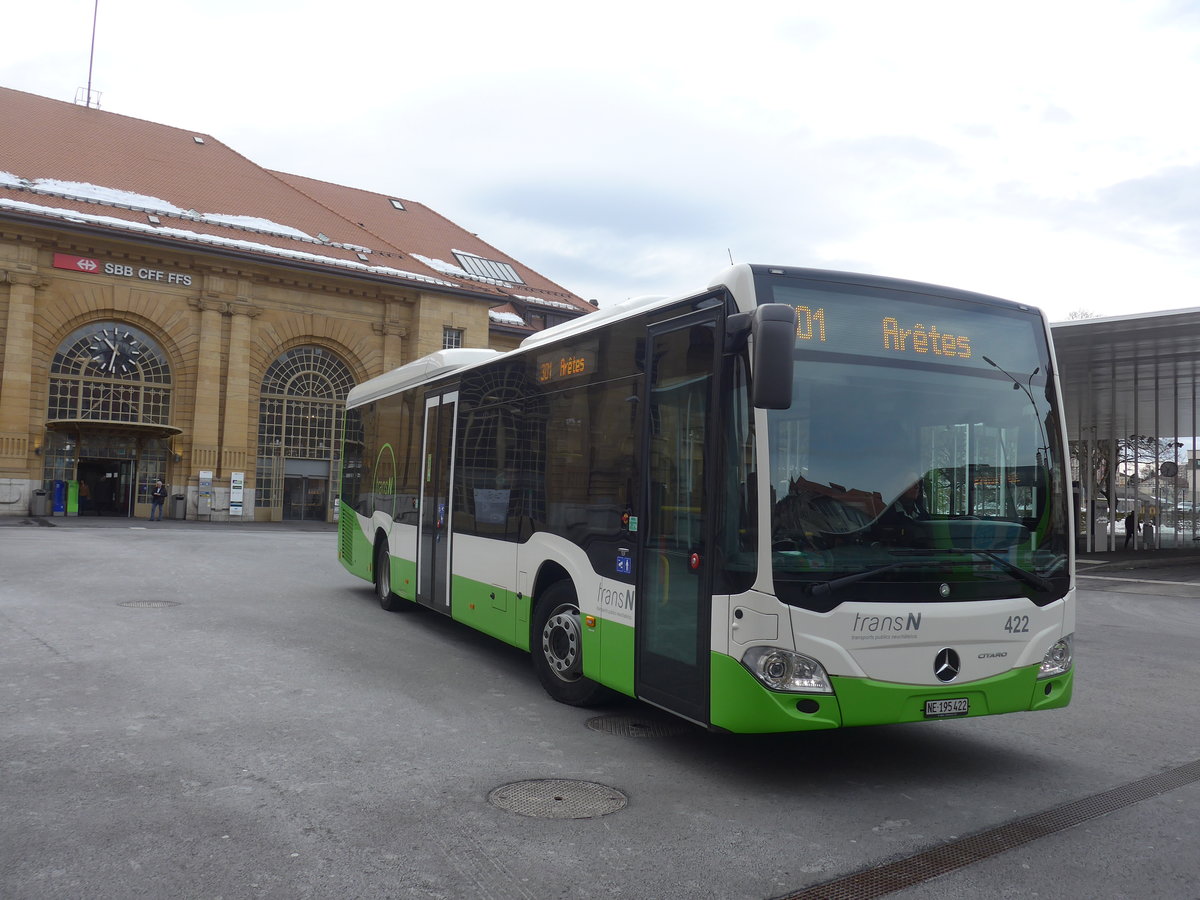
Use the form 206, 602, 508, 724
230, 471, 245, 516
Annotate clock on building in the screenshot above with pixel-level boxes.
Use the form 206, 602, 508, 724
88, 327, 143, 375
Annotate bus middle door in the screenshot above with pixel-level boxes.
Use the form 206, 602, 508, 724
418, 390, 459, 613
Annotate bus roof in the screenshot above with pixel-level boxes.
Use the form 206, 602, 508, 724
345, 348, 501, 408
345, 264, 1040, 409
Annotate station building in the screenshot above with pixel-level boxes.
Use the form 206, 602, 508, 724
0, 86, 593, 522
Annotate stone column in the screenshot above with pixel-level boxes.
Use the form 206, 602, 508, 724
0, 271, 43, 467
220, 302, 260, 474
373, 321, 408, 373
188, 296, 226, 473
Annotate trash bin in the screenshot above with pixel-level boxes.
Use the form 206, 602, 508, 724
170, 494, 186, 520
31, 489, 49, 517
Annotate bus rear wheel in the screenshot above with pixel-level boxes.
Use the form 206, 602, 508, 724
532, 581, 609, 706
374, 542, 406, 612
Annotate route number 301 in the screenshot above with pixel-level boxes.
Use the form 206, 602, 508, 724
1004, 615, 1030, 633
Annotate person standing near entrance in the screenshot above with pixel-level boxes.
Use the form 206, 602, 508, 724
150, 479, 167, 521
1124, 509, 1137, 549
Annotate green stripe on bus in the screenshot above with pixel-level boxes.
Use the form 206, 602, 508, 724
391, 555, 417, 602
590, 617, 635, 697
832, 665, 1073, 726
711, 653, 1074, 733
451, 574, 525, 649
338, 515, 373, 581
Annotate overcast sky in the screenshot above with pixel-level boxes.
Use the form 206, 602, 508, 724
3, 0, 1199, 320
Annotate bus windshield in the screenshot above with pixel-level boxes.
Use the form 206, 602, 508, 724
760, 276, 1071, 610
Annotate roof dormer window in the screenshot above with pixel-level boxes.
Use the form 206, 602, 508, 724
453, 251, 523, 285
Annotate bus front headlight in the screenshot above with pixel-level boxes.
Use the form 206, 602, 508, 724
1038, 634, 1073, 679
742, 647, 833, 693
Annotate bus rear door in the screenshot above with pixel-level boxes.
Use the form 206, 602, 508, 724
418, 390, 458, 612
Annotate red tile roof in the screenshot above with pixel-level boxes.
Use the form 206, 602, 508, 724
0, 86, 589, 314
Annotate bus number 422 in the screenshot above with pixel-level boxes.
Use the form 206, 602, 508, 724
1004, 615, 1030, 633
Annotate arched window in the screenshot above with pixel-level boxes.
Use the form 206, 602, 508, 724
256, 346, 357, 520
49, 322, 172, 424
43, 322, 174, 513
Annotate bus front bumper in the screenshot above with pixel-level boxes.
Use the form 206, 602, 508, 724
708, 652, 1073, 733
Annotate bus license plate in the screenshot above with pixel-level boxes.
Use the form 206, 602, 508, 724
925, 698, 970, 718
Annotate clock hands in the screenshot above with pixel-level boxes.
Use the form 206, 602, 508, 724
88, 329, 143, 374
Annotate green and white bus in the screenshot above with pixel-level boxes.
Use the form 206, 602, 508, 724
337, 264, 1074, 732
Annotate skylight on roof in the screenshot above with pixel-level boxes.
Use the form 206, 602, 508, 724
389, 199, 405, 210
193, 136, 205, 145
453, 251, 523, 285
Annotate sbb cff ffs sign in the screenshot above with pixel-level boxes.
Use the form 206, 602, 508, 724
52, 253, 193, 285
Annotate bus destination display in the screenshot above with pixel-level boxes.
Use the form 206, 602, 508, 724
536, 346, 596, 385
772, 283, 1042, 373
792, 303, 971, 359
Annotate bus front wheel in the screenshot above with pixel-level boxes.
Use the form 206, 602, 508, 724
374, 542, 406, 613
532, 582, 608, 707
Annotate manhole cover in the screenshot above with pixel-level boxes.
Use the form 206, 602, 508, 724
118, 600, 181, 608
488, 779, 627, 819
586, 713, 692, 738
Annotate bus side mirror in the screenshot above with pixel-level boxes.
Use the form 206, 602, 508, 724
751, 303, 796, 410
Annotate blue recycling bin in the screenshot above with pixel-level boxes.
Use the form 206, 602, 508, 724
52, 480, 66, 515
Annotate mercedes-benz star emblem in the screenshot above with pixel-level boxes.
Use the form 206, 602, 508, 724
934, 648, 961, 683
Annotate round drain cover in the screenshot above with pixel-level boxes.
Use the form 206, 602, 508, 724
488, 779, 627, 819
586, 713, 692, 738
118, 600, 180, 608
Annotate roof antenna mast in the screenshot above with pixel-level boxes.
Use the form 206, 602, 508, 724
77, 0, 101, 108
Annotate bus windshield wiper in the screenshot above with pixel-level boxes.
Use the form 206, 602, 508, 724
806, 560, 942, 597
806, 550, 1055, 597
943, 548, 1055, 592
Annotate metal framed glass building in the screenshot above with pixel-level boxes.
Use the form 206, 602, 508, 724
1053, 308, 1200, 552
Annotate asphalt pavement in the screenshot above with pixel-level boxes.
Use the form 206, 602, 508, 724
2, 518, 1198, 899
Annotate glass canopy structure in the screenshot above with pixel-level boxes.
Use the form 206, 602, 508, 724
1053, 308, 1200, 552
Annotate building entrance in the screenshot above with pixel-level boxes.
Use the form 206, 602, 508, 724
77, 458, 134, 516
282, 459, 330, 521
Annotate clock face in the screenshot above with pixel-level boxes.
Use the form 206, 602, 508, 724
88, 327, 143, 375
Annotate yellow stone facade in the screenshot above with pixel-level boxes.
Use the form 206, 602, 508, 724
0, 224, 494, 522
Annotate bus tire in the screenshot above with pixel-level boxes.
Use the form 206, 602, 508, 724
532, 581, 609, 707
374, 541, 406, 613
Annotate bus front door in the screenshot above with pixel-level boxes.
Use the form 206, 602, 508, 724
637, 310, 719, 726
418, 391, 458, 612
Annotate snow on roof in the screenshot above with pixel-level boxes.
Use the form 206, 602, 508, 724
0, 87, 592, 312
512, 294, 581, 311
31, 178, 187, 214
489, 309, 526, 326
19, 178, 315, 242
0, 196, 462, 289
199, 213, 312, 240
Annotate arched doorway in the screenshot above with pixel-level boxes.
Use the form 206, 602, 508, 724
42, 322, 178, 516
255, 346, 356, 521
